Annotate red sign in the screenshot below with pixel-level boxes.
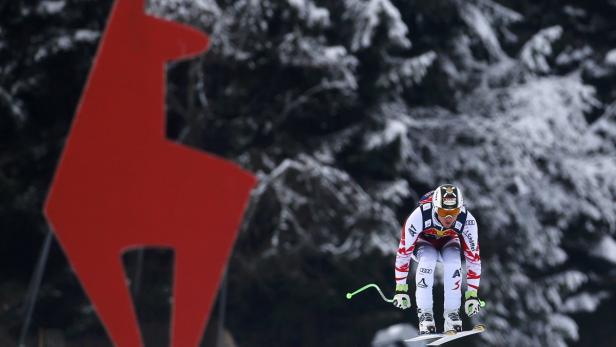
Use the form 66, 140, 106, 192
44, 0, 256, 346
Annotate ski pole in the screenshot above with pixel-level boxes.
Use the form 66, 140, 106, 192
346, 283, 393, 303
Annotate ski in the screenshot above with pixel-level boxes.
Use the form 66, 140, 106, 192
405, 324, 485, 343
426, 324, 486, 346
404, 333, 445, 342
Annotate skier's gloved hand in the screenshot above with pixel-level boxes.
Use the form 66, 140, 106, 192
464, 290, 485, 317
393, 284, 411, 310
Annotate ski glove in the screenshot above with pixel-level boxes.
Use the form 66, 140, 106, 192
393, 284, 411, 310
464, 290, 485, 317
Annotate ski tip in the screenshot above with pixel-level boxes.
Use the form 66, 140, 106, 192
474, 324, 486, 331
346, 293, 352, 299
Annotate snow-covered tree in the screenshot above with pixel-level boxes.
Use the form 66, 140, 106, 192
4, 0, 616, 346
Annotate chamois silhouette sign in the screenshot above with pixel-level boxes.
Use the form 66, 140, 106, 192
44, 0, 256, 346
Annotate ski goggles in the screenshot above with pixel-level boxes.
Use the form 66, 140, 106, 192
436, 207, 461, 218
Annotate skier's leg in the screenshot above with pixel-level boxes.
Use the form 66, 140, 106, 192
441, 242, 462, 311
415, 242, 437, 334
415, 243, 438, 310
441, 241, 463, 332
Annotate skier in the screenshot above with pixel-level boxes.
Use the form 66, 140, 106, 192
392, 184, 484, 334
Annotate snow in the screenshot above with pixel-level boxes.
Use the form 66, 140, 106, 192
563, 5, 587, 18
372, 179, 410, 206
556, 45, 593, 67
0, 87, 26, 123
489, 315, 510, 330
345, 0, 411, 51
364, 118, 407, 151
32, 28, 102, 63
520, 26, 563, 73
287, 0, 330, 28
37, 0, 66, 15
549, 314, 579, 341
476, 0, 523, 24
563, 291, 610, 313
322, 46, 348, 65
377, 51, 437, 91
459, 2, 506, 60
147, 0, 222, 29
245, 156, 399, 259
74, 30, 99, 43
590, 236, 616, 264
279, 41, 357, 74
550, 271, 588, 292
56, 36, 71, 50
605, 49, 616, 66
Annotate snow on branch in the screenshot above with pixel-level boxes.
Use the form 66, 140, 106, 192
605, 48, 616, 66
472, 0, 523, 25
519, 26, 563, 74
376, 51, 437, 92
36, 0, 66, 15
147, 0, 222, 27
563, 291, 611, 313
277, 35, 359, 111
458, 2, 507, 60
278, 35, 358, 73
547, 271, 588, 293
0, 86, 26, 124
548, 314, 579, 342
590, 236, 616, 264
344, 0, 411, 51
287, 0, 331, 29
244, 156, 399, 258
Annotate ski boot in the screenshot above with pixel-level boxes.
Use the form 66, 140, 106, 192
417, 308, 436, 335
443, 309, 463, 333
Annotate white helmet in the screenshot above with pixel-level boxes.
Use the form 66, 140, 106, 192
432, 184, 464, 211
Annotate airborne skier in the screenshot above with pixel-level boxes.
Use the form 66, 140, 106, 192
392, 184, 484, 334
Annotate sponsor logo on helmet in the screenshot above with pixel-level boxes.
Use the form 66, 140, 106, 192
444, 186, 456, 196
440, 186, 459, 207
443, 197, 457, 206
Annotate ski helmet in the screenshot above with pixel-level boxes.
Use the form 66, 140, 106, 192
432, 184, 463, 217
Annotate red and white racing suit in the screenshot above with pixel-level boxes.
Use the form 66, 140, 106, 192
394, 203, 481, 311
